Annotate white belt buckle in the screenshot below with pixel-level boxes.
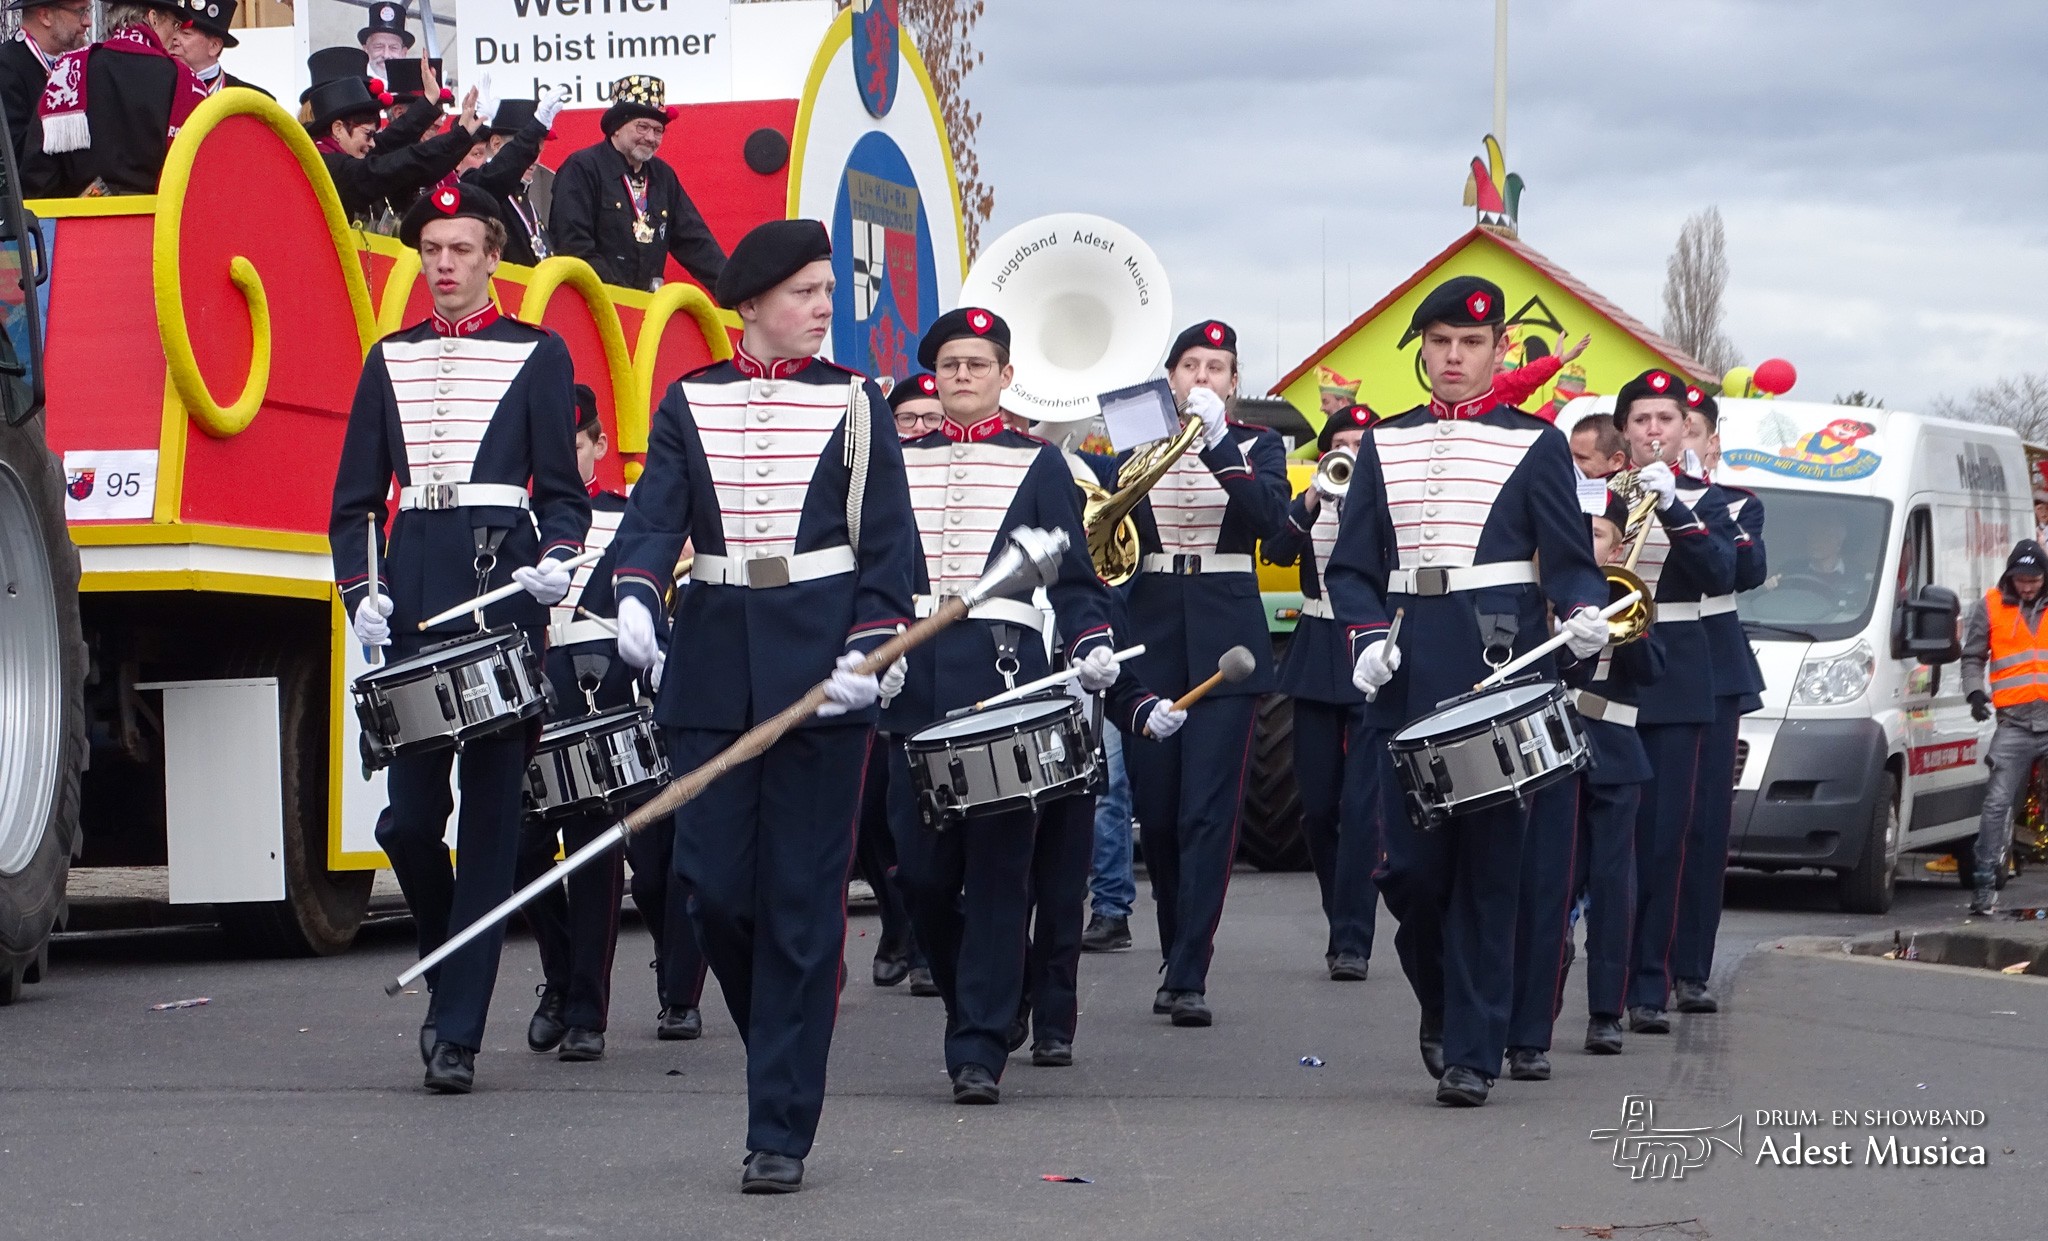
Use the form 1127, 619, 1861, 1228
745, 556, 790, 589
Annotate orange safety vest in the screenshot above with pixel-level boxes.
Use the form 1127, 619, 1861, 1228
1985, 588, 2048, 707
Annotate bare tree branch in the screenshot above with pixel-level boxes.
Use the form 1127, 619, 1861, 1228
1661, 208, 1741, 375
1931, 373, 2048, 443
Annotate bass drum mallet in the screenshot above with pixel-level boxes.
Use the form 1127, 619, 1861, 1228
382, 527, 1072, 995
1164, 645, 1257, 713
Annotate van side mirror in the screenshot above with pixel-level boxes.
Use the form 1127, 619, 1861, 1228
1894, 585, 1961, 664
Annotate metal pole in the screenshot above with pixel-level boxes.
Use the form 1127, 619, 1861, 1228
1493, 0, 1509, 146
415, 0, 444, 63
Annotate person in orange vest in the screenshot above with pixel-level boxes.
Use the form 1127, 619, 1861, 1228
1962, 538, 2048, 915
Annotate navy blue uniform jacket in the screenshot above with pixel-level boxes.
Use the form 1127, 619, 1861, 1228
1263, 487, 1367, 706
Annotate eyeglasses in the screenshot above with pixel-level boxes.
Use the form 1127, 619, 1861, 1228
935, 357, 998, 378
893, 410, 947, 431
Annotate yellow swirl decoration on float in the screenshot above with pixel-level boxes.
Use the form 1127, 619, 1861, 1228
516, 258, 638, 445
630, 280, 734, 455
153, 88, 378, 438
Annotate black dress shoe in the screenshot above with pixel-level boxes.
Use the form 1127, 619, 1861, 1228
1627, 1005, 1670, 1034
418, 991, 439, 1067
1031, 1040, 1073, 1067
423, 1042, 475, 1094
527, 985, 567, 1053
1673, 979, 1718, 1013
740, 1150, 804, 1194
1506, 1047, 1551, 1081
951, 1063, 1001, 1104
1419, 1018, 1446, 1080
1435, 1064, 1492, 1107
1168, 991, 1212, 1027
558, 1027, 605, 1061
1152, 987, 1174, 1015
657, 1006, 702, 1041
1584, 1015, 1625, 1055
906, 967, 941, 997
1080, 913, 1132, 952
872, 954, 911, 987
1327, 952, 1369, 982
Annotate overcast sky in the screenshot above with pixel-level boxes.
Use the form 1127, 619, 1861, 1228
968, 0, 2047, 409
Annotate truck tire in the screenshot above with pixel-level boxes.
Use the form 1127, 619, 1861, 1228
1238, 684, 1310, 873
215, 642, 371, 956
0, 412, 87, 1003
1837, 771, 1899, 914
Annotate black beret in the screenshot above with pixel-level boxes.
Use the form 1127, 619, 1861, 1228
916, 307, 1009, 370
573, 384, 600, 434
1684, 382, 1719, 427
715, 218, 831, 309
1316, 402, 1375, 453
1599, 490, 1633, 533
1610, 368, 1686, 429
398, 183, 507, 250
1400, 275, 1505, 347
888, 372, 941, 412
1166, 320, 1236, 369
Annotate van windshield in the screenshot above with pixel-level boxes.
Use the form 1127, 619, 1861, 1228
1734, 489, 1893, 642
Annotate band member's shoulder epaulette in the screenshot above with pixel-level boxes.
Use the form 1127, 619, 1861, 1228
678, 357, 734, 383
810, 357, 868, 381
1225, 418, 1273, 434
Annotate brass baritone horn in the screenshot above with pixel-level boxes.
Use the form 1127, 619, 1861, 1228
1313, 447, 1355, 498
1601, 443, 1664, 645
1081, 409, 1208, 586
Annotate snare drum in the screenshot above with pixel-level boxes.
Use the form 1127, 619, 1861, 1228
352, 627, 545, 769
903, 696, 1099, 830
1388, 680, 1588, 828
524, 704, 669, 819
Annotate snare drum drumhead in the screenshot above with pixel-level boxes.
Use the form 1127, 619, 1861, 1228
539, 704, 651, 748
371, 628, 514, 680
1392, 682, 1557, 745
910, 696, 1076, 745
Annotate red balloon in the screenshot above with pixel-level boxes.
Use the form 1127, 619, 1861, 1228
1753, 357, 1797, 395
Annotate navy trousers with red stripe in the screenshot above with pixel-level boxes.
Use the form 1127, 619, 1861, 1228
622, 811, 709, 1016
1301, 699, 1377, 961
1124, 695, 1257, 995
517, 809, 626, 1031
1507, 777, 1582, 1051
1628, 722, 1707, 1012
1672, 700, 1741, 985
664, 724, 870, 1160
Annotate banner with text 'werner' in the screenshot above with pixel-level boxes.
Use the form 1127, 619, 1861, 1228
464, 0, 734, 106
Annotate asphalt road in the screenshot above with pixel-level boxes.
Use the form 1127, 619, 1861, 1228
4, 865, 2044, 1241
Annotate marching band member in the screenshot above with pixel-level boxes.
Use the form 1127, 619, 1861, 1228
1261, 402, 1380, 980
328, 184, 590, 1093
1670, 386, 1766, 1009
1506, 493, 1665, 1073
886, 308, 1123, 1100
608, 218, 917, 1194
1604, 371, 1736, 1035
1117, 320, 1288, 1028
1324, 275, 1608, 1107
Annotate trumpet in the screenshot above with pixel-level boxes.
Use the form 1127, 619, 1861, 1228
1312, 447, 1354, 498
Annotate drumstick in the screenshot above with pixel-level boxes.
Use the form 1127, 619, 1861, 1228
364, 513, 384, 668
971, 644, 1147, 711
1169, 645, 1257, 713
575, 606, 619, 635
415, 548, 605, 630
1475, 590, 1640, 690
384, 526, 1072, 996
1362, 607, 1404, 703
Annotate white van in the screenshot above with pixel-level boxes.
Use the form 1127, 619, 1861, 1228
1558, 397, 2027, 911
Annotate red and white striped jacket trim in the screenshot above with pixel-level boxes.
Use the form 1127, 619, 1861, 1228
383, 337, 537, 487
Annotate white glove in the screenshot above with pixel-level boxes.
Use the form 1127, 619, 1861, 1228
615, 597, 660, 671
878, 654, 907, 706
816, 651, 880, 718
1144, 701, 1187, 740
474, 73, 497, 125
513, 557, 573, 605
534, 84, 567, 128
1351, 638, 1400, 699
1563, 607, 1611, 659
649, 648, 666, 689
1075, 646, 1120, 693
352, 594, 395, 648
1638, 459, 1678, 511
1184, 386, 1229, 448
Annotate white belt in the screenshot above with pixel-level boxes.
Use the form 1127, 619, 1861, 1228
1572, 690, 1638, 729
1299, 596, 1335, 620
1655, 601, 1703, 622
1700, 594, 1738, 616
691, 546, 857, 588
396, 482, 530, 511
915, 593, 1048, 634
548, 618, 616, 647
1386, 560, 1537, 596
1140, 552, 1255, 575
